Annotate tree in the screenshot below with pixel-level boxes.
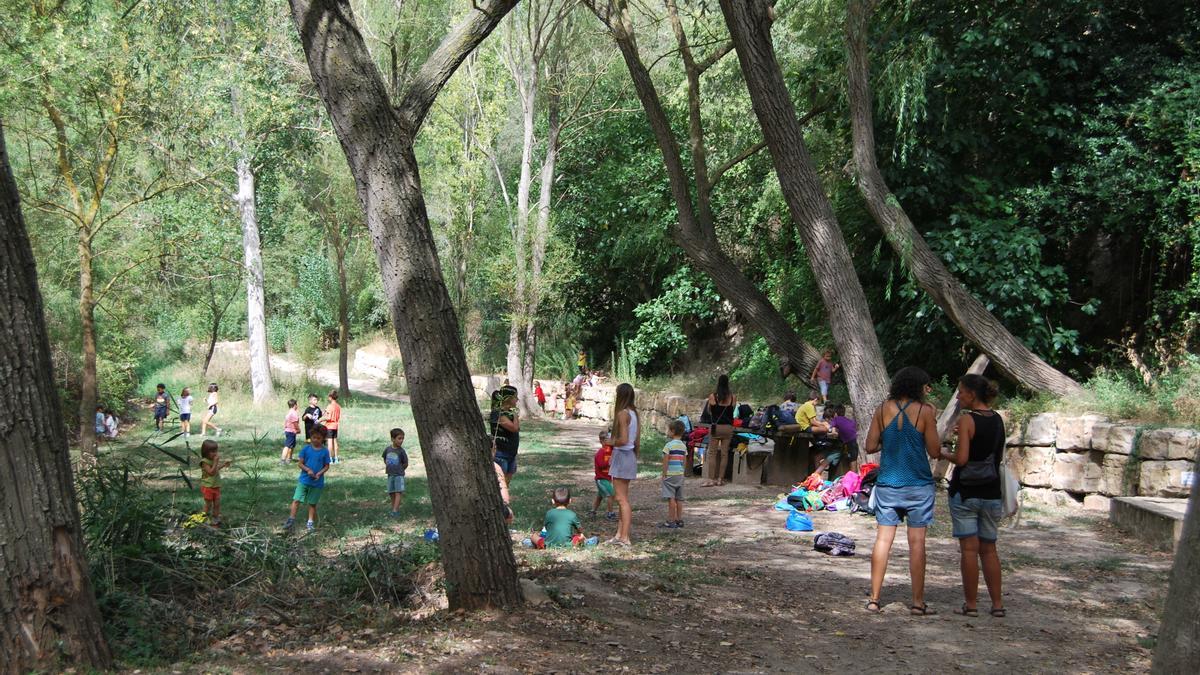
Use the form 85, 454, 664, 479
288, 0, 523, 609
845, 0, 1081, 396
0, 120, 112, 671
589, 0, 824, 382
1152, 474, 1200, 672
717, 0, 890, 414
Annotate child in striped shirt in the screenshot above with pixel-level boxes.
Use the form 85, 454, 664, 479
659, 419, 688, 529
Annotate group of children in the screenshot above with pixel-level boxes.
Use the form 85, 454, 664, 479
280, 391, 343, 464
143, 382, 224, 437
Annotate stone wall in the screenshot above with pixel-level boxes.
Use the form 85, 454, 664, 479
1004, 412, 1197, 508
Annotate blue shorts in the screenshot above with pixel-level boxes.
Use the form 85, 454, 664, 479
387, 475, 406, 494
284, 431, 297, 449
950, 493, 1001, 542
154, 407, 168, 420
179, 413, 191, 422
494, 454, 517, 475
874, 483, 935, 528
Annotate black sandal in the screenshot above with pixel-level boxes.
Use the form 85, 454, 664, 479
910, 604, 938, 616
990, 607, 1006, 618
865, 599, 882, 613
954, 604, 978, 617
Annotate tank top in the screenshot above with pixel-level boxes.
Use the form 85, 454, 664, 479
709, 397, 734, 425
615, 410, 638, 452
877, 400, 934, 488
948, 410, 1005, 500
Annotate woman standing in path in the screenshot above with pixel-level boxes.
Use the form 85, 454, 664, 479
944, 374, 1006, 618
702, 375, 736, 487
863, 366, 941, 616
607, 383, 640, 546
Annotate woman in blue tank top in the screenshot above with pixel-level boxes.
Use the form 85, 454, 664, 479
863, 366, 941, 616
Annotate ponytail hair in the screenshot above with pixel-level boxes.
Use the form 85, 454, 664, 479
959, 373, 999, 404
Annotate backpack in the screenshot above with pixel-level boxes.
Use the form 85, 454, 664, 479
737, 403, 754, 424
760, 404, 782, 436
678, 414, 694, 434
748, 408, 767, 432
813, 532, 856, 556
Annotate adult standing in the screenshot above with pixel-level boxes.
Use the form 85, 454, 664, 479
702, 374, 736, 487
943, 374, 1006, 618
489, 391, 520, 486
863, 367, 941, 616
607, 383, 640, 546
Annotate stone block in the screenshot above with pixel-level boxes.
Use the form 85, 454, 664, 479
1100, 453, 1134, 496
1022, 413, 1058, 446
1140, 428, 1200, 461
1138, 460, 1196, 498
1021, 487, 1080, 509
1083, 494, 1111, 511
1102, 425, 1137, 455
1050, 451, 1104, 493
666, 396, 682, 418
1056, 414, 1107, 451
1005, 447, 1056, 488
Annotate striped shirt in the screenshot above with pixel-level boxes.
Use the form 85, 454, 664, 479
663, 439, 687, 476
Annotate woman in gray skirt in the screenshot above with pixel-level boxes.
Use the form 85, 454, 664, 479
607, 383, 640, 546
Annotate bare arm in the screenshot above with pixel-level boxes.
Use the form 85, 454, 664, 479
610, 409, 630, 448
951, 413, 974, 466
920, 404, 942, 460
661, 450, 669, 477
864, 404, 884, 454
498, 413, 519, 433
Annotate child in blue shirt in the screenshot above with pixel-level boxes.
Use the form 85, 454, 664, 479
284, 425, 332, 532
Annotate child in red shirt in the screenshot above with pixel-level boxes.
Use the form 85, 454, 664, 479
590, 430, 616, 520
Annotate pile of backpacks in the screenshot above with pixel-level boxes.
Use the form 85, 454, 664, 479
773, 462, 881, 516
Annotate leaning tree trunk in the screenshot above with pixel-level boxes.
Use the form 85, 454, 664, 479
233, 157, 274, 403
845, 0, 1080, 397
1153, 473, 1200, 672
76, 232, 98, 454
718, 0, 890, 415
0, 120, 112, 672
289, 0, 522, 610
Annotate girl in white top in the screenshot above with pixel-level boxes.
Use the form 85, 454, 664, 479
178, 387, 194, 436
202, 383, 223, 436
607, 383, 640, 546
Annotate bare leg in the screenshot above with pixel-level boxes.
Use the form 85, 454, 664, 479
607, 495, 615, 513
979, 540, 1003, 610
614, 478, 632, 542
307, 505, 317, 523
907, 526, 929, 608
212, 495, 221, 523
289, 500, 300, 518
391, 492, 402, 511
592, 493, 601, 513
959, 536, 981, 609
204, 498, 214, 517
870, 525, 897, 602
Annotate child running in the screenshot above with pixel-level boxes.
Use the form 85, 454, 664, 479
153, 383, 169, 432
281, 399, 300, 464
325, 390, 342, 463
284, 425, 332, 532
302, 393, 322, 441
591, 430, 616, 520
199, 439, 231, 527
658, 419, 687, 529
383, 428, 409, 516
539, 488, 584, 547
179, 387, 194, 437
202, 383, 222, 436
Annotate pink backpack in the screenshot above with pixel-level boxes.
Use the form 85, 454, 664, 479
841, 471, 861, 496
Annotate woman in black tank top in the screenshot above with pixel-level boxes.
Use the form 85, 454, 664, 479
942, 374, 1006, 618
702, 374, 736, 487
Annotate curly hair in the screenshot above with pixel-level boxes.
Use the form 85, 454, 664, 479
959, 373, 999, 404
888, 366, 931, 401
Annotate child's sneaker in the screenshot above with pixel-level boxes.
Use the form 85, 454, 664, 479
605, 511, 617, 521
306, 520, 315, 532
587, 510, 597, 519
675, 520, 685, 528
389, 511, 400, 518
656, 521, 678, 529
282, 517, 295, 530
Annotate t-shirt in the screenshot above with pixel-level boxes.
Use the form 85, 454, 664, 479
179, 395, 193, 415
779, 401, 799, 425
797, 401, 819, 430
543, 508, 582, 547
489, 410, 519, 457
154, 391, 168, 411
94, 411, 106, 432
324, 401, 342, 430
535, 385, 546, 404
830, 415, 858, 444
815, 359, 835, 383
594, 444, 612, 480
383, 445, 409, 476
104, 415, 117, 435
298, 444, 332, 487
303, 405, 323, 434
662, 439, 687, 476
284, 409, 301, 433
200, 457, 220, 488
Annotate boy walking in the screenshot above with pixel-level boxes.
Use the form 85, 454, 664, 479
282, 399, 300, 464
284, 425, 332, 532
659, 420, 687, 529
591, 430, 616, 520
383, 428, 409, 516
153, 383, 169, 432
540, 488, 584, 547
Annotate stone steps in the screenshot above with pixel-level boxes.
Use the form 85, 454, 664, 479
1110, 496, 1190, 551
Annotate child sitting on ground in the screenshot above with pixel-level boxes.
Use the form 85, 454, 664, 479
284, 425, 331, 532
827, 403, 860, 473
200, 439, 231, 527
658, 420, 687, 529
538, 488, 584, 547
383, 427, 409, 516
591, 431, 616, 520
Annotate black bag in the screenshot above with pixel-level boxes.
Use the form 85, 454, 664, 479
737, 403, 754, 424
814, 532, 856, 556
760, 404, 782, 436
959, 412, 1001, 486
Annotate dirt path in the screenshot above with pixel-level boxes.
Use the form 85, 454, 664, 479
193, 418, 1169, 673
270, 353, 406, 402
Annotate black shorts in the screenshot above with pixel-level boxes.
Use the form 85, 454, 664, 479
154, 408, 167, 420
179, 413, 191, 422
844, 440, 860, 461
326, 428, 338, 439
208, 405, 218, 416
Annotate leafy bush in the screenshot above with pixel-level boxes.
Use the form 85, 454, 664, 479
627, 267, 717, 369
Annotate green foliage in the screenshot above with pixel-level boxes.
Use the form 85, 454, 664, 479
611, 339, 639, 386
627, 267, 717, 369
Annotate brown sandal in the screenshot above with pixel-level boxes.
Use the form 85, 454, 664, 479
910, 604, 938, 616
865, 599, 882, 613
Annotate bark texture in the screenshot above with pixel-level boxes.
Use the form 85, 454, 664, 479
234, 157, 275, 403
1152, 473, 1200, 673
593, 0, 822, 379
289, 0, 522, 610
718, 0, 890, 414
845, 0, 1081, 397
0, 121, 112, 672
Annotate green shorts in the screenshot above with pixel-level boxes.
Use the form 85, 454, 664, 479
293, 483, 324, 505
595, 479, 614, 497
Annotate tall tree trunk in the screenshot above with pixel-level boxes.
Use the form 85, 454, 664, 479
77, 232, 97, 453
507, 55, 540, 416
845, 0, 1081, 397
718, 0, 890, 415
334, 233, 351, 397
233, 157, 274, 403
289, 0, 523, 610
0, 120, 112, 672
594, 0, 823, 380
1153, 474, 1200, 672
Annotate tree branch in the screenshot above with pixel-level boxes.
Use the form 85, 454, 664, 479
709, 103, 827, 188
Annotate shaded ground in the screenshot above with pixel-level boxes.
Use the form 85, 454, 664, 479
158, 414, 1169, 674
